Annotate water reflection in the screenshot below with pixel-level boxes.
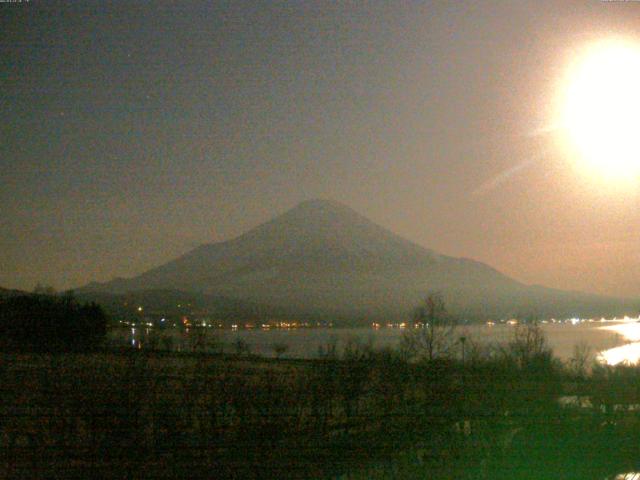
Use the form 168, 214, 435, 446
601, 322, 640, 342
111, 321, 631, 361
599, 321, 640, 365
610, 474, 640, 480
599, 343, 640, 366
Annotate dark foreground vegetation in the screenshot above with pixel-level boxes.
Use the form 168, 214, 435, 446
2, 293, 640, 478
0, 294, 107, 352
1, 330, 640, 479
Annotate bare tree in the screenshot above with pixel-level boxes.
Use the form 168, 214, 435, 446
568, 341, 592, 378
233, 338, 251, 356
401, 292, 457, 361
505, 323, 553, 369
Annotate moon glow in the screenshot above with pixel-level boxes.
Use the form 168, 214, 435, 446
562, 39, 640, 181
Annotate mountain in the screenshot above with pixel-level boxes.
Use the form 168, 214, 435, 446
81, 199, 638, 323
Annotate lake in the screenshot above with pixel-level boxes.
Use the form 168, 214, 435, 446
113, 319, 640, 364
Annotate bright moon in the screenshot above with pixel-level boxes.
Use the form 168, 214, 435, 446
562, 39, 640, 180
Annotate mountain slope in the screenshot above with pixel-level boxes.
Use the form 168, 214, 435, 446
82, 200, 638, 322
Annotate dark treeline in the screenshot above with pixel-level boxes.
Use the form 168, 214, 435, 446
0, 294, 107, 351
2, 324, 640, 479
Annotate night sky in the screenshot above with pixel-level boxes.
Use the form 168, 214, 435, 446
2, 1, 640, 297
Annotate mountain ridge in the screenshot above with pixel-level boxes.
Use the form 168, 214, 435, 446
80, 199, 638, 322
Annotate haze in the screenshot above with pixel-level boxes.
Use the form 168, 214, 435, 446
3, 1, 640, 297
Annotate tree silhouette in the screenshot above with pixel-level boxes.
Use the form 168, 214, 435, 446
0, 293, 107, 351
401, 292, 457, 361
